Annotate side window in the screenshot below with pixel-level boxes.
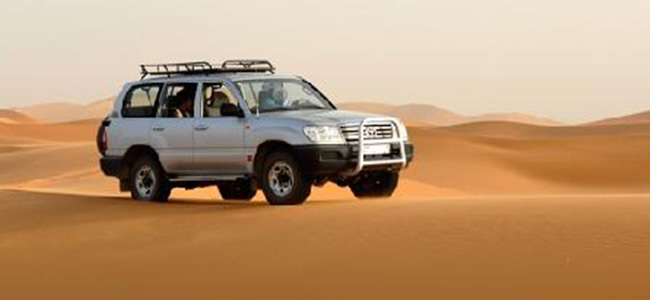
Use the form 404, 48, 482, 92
202, 82, 238, 117
158, 83, 198, 118
122, 84, 162, 118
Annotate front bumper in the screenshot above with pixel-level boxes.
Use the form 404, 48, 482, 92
294, 142, 414, 176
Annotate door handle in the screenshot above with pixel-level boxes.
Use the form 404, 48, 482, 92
194, 124, 209, 131
153, 126, 165, 132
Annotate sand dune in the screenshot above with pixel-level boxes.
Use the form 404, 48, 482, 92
339, 102, 563, 126
587, 109, 650, 126
12, 98, 113, 123
405, 125, 650, 194
1, 189, 649, 300
470, 112, 562, 126
440, 121, 650, 139
0, 109, 34, 124
0, 119, 100, 142
339, 103, 464, 126
1, 116, 650, 299
0, 143, 98, 185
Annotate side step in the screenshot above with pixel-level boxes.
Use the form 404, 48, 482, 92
169, 175, 244, 183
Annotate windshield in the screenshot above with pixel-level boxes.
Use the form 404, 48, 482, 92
235, 79, 335, 113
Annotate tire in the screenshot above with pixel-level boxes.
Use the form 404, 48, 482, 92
129, 156, 171, 202
260, 151, 312, 205
218, 179, 257, 201
96, 120, 106, 155
350, 171, 399, 198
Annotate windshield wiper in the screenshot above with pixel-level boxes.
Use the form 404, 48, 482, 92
297, 104, 328, 110
260, 107, 295, 113
260, 105, 328, 113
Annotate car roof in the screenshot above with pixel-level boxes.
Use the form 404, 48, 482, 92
130, 72, 301, 86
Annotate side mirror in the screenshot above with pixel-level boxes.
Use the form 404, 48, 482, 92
221, 103, 244, 118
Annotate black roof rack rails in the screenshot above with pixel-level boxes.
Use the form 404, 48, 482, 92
139, 60, 275, 80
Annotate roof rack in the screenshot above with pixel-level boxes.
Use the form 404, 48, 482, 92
139, 59, 275, 80
222, 59, 275, 72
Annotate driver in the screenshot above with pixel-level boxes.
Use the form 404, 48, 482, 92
259, 82, 289, 110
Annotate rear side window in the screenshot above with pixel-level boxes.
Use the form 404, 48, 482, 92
122, 84, 162, 118
158, 83, 198, 118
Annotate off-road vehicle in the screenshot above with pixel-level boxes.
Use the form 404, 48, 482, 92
98, 60, 414, 205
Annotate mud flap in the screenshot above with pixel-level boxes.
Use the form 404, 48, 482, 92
120, 179, 130, 192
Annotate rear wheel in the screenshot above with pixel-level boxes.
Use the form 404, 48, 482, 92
261, 151, 312, 205
350, 171, 399, 198
218, 179, 257, 201
129, 156, 171, 202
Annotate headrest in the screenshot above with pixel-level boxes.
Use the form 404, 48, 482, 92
212, 91, 230, 102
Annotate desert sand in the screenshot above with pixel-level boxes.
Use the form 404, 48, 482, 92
1, 117, 650, 299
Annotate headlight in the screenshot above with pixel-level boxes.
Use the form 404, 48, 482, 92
303, 126, 345, 143
397, 121, 408, 141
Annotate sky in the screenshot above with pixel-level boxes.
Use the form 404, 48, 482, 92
1, 0, 649, 123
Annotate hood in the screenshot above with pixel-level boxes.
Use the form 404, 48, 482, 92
259, 109, 386, 125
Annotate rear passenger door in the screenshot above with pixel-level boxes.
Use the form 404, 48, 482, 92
193, 82, 247, 174
150, 83, 198, 174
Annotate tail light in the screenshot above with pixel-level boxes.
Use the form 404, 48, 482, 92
97, 118, 110, 156
101, 129, 108, 154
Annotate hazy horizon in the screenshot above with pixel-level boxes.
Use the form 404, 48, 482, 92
1, 0, 649, 123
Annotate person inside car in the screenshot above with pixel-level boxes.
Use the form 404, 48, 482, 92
205, 90, 231, 117
259, 81, 289, 110
175, 89, 194, 118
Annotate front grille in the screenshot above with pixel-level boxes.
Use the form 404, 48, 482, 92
340, 122, 395, 143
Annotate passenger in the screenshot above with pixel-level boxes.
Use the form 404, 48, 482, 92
205, 90, 231, 117
176, 89, 194, 118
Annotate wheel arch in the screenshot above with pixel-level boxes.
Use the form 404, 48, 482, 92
121, 145, 162, 178
253, 140, 296, 179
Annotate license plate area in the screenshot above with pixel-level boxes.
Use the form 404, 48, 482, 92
362, 144, 390, 155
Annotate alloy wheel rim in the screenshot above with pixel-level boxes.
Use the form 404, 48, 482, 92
135, 165, 156, 198
268, 161, 294, 197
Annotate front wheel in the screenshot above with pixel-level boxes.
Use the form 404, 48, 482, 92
350, 171, 399, 198
261, 152, 312, 205
129, 156, 171, 202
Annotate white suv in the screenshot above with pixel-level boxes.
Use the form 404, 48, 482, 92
98, 60, 414, 205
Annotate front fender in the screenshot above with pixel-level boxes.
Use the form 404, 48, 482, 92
246, 125, 310, 148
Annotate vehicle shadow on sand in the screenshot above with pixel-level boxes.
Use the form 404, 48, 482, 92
0, 188, 351, 210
